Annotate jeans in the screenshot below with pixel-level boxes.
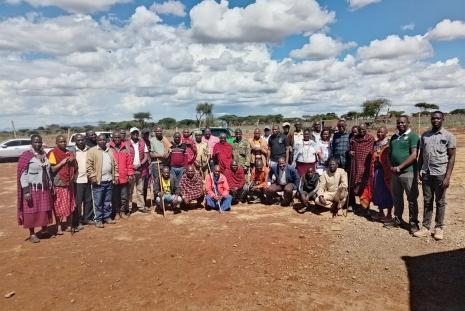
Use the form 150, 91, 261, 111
156, 194, 182, 205
112, 183, 129, 217
422, 174, 447, 229
391, 172, 419, 226
206, 195, 233, 211
92, 181, 112, 222
74, 182, 94, 225
170, 167, 184, 185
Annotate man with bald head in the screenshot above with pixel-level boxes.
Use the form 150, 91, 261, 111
249, 128, 269, 168
213, 133, 233, 173
73, 133, 94, 225
268, 125, 289, 169
246, 159, 269, 203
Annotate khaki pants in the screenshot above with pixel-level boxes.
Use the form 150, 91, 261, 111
315, 187, 348, 210
129, 171, 145, 209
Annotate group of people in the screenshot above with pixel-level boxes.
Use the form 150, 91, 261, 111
17, 111, 455, 243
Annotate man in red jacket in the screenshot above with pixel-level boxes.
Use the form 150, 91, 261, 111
109, 130, 134, 218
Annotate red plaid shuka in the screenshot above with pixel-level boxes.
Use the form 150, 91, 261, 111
181, 136, 197, 166
224, 166, 246, 189
349, 133, 375, 195
179, 172, 204, 202
53, 186, 75, 218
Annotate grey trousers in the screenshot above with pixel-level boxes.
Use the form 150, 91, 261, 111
391, 172, 419, 226
422, 174, 447, 229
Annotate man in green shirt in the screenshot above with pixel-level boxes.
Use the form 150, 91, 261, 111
384, 115, 420, 234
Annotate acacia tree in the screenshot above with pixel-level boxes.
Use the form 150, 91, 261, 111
362, 98, 391, 118
196, 103, 214, 127
415, 103, 439, 115
133, 112, 152, 129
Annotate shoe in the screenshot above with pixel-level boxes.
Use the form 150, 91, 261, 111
95, 222, 104, 228
413, 227, 430, 238
84, 220, 95, 225
140, 206, 149, 213
383, 216, 401, 229
337, 209, 343, 216
410, 223, 420, 234
28, 234, 40, 243
347, 206, 354, 212
433, 228, 444, 240
76, 224, 84, 231
105, 219, 116, 224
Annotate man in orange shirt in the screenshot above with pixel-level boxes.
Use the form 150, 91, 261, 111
245, 159, 269, 203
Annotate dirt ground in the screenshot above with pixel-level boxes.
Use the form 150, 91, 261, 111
0, 132, 464, 311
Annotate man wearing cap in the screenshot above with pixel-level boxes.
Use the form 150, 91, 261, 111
232, 128, 251, 171
312, 122, 322, 144
149, 127, 171, 199
127, 127, 150, 213
249, 128, 269, 168
262, 126, 272, 143
268, 125, 289, 169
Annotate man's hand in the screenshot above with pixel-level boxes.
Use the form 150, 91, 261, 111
418, 171, 425, 182
24, 193, 31, 202
442, 177, 450, 190
319, 195, 327, 205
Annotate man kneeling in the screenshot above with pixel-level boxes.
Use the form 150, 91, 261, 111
266, 157, 299, 206
245, 159, 269, 203
205, 165, 233, 212
315, 158, 348, 216
155, 167, 182, 212
180, 165, 204, 209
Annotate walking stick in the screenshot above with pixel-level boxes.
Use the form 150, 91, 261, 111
156, 160, 165, 217
206, 160, 222, 213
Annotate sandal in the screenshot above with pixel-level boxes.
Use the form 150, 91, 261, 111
28, 235, 40, 243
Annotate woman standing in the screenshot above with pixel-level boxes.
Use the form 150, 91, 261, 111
48, 135, 77, 234
17, 135, 54, 243
360, 127, 393, 221
316, 128, 332, 175
293, 129, 320, 177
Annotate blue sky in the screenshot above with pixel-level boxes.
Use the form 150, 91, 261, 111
0, 0, 464, 127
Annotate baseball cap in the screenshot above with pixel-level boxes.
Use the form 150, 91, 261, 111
264, 125, 271, 131
282, 122, 291, 127
142, 128, 150, 134
129, 127, 140, 134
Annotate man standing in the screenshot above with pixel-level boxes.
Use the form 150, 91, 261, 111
169, 132, 188, 185
268, 125, 289, 169
293, 121, 304, 149
85, 130, 97, 148
86, 134, 118, 227
181, 128, 197, 166
108, 130, 134, 218
232, 128, 251, 171
127, 127, 150, 213
349, 123, 375, 212
414, 111, 456, 240
312, 122, 322, 144
213, 133, 233, 173
249, 128, 269, 168
384, 116, 420, 233
331, 119, 350, 170
224, 161, 246, 204
194, 131, 209, 177
205, 165, 233, 212
202, 127, 220, 155
315, 159, 348, 216
263, 126, 272, 143
73, 134, 94, 225
246, 159, 269, 203
149, 127, 171, 197
266, 157, 299, 206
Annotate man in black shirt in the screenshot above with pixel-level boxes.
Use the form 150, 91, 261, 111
268, 125, 289, 169
298, 167, 320, 209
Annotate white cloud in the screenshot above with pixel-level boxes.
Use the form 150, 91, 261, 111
150, 0, 186, 17
427, 19, 465, 41
401, 23, 415, 31
357, 35, 433, 60
4, 0, 131, 13
290, 33, 357, 59
347, 0, 381, 10
190, 0, 335, 43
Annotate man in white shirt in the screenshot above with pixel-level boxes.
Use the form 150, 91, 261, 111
127, 127, 150, 213
73, 134, 94, 226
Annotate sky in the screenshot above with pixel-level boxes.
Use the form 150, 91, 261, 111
0, 0, 465, 128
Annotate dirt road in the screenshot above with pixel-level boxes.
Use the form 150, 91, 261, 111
1, 133, 464, 311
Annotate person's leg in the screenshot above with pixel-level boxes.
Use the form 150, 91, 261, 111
128, 173, 135, 211
120, 183, 129, 215
103, 182, 113, 223
433, 175, 447, 239
135, 172, 146, 210
205, 195, 217, 209
300, 191, 309, 207
391, 174, 405, 221
111, 184, 121, 220
401, 172, 419, 232
265, 184, 282, 203
92, 184, 104, 226
421, 174, 434, 230
142, 175, 149, 208
83, 183, 94, 224
220, 195, 233, 211
73, 183, 83, 227
282, 183, 294, 206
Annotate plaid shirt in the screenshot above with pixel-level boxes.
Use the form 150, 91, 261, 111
180, 173, 204, 202
331, 132, 350, 167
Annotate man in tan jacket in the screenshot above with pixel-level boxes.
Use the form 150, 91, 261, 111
86, 134, 118, 227
315, 158, 348, 216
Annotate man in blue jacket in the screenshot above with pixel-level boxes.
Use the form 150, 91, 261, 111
265, 157, 299, 206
